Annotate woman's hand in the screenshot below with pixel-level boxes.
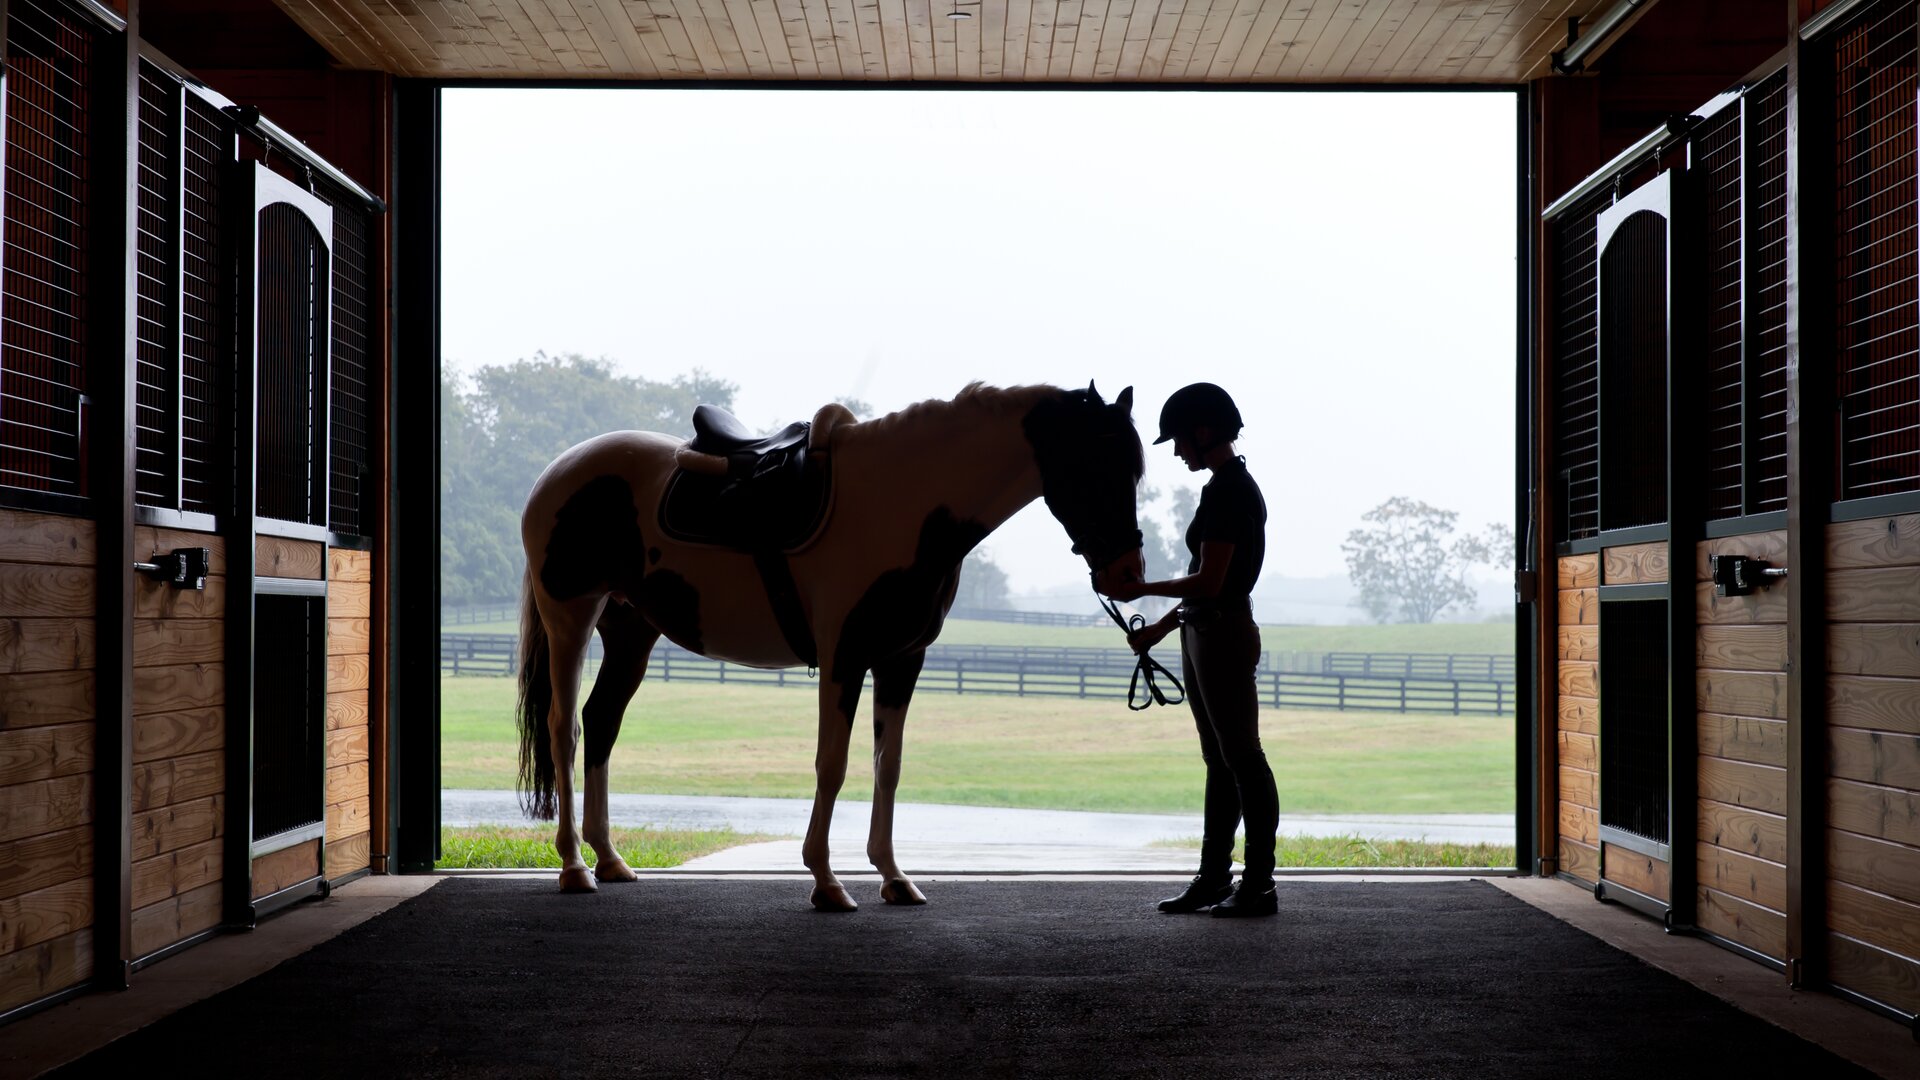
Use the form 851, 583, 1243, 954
1127, 620, 1174, 656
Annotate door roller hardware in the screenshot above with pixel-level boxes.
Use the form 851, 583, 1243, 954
134, 548, 211, 590
1708, 554, 1787, 597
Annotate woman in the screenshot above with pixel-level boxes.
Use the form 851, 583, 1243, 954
1104, 382, 1277, 917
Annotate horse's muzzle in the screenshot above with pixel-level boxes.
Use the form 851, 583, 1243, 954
1091, 548, 1146, 595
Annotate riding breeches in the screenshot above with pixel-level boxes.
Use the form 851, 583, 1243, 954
1181, 615, 1279, 883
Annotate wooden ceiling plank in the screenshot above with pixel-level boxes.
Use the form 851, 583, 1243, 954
1158, 0, 1215, 81
1249, 5, 1312, 79
744, 0, 796, 77
1071, 0, 1111, 80
1273, 0, 1344, 80
720, 0, 780, 76
414, 0, 485, 70
1391, 0, 1477, 79
520, 0, 589, 74
1093, 0, 1136, 79
1047, 0, 1083, 80
1520, 1, 1593, 83
555, 0, 622, 72
931, 0, 959, 77
431, 1, 507, 72
1341, 0, 1413, 77
980, 0, 1009, 78
1423, 0, 1496, 79
1442, 2, 1522, 80
956, 0, 984, 78
569, 0, 658, 75
1366, 0, 1443, 78
1138, 0, 1188, 79
638, 0, 706, 76
1456, 0, 1558, 82
368, 0, 455, 72
488, 1, 570, 75
874, 0, 912, 78
1002, 0, 1032, 78
1024, 0, 1058, 81
453, 0, 536, 73
1183, 0, 1242, 80
1223, 0, 1285, 80
1203, 0, 1268, 82
842, 0, 887, 78
1314, 0, 1396, 80
798, 0, 844, 77
770, 0, 820, 77
691, 0, 756, 76
901, 0, 935, 78
662, 0, 728, 75
277, 0, 389, 70
1111, 0, 1158, 80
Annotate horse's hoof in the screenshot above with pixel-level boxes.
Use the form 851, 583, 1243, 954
595, 859, 638, 883
880, 879, 927, 905
809, 884, 858, 912
558, 866, 597, 893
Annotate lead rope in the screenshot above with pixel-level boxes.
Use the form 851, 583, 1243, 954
1095, 589, 1185, 711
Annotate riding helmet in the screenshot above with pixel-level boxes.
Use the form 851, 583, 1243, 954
1154, 382, 1243, 445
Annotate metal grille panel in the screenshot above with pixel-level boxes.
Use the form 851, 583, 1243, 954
1697, 106, 1744, 520
1749, 71, 1790, 512
255, 202, 329, 526
252, 592, 324, 842
0, 0, 92, 495
1834, 0, 1920, 500
1551, 195, 1605, 542
181, 92, 231, 516
326, 200, 372, 537
134, 61, 179, 507
1600, 598, 1670, 845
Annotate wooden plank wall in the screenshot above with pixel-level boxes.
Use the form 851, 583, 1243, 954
0, 510, 97, 1012
1557, 553, 1599, 883
129, 526, 227, 958
1824, 514, 1920, 1015
1599, 541, 1672, 903
325, 548, 371, 880
1694, 531, 1789, 960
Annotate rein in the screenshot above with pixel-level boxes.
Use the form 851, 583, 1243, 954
1095, 588, 1185, 712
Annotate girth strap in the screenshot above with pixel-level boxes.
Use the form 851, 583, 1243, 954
753, 549, 817, 670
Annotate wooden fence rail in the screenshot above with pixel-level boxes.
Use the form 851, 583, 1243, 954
440, 634, 1512, 715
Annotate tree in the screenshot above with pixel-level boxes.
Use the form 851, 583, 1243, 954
953, 549, 1011, 609
1340, 498, 1513, 624
440, 353, 738, 605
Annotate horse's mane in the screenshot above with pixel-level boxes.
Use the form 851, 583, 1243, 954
837, 382, 1061, 444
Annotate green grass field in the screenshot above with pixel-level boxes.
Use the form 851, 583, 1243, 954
443, 676, 1513, 815
437, 824, 785, 870
445, 615, 1517, 655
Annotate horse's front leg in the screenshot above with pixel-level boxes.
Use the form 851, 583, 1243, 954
540, 599, 601, 894
869, 651, 927, 905
803, 669, 862, 912
581, 610, 658, 882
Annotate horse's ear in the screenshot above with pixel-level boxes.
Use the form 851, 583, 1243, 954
1115, 386, 1134, 415
1086, 379, 1102, 403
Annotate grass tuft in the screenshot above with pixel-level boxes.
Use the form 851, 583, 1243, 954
436, 824, 788, 870
1150, 834, 1516, 869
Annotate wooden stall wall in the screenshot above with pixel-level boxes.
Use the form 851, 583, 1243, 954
1694, 531, 1789, 962
129, 526, 225, 958
1823, 514, 1920, 1015
1599, 542, 1672, 904
0, 511, 96, 1012
325, 548, 370, 880
1557, 553, 1599, 884
249, 537, 325, 895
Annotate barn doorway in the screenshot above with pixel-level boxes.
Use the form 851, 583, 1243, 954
434, 87, 1523, 875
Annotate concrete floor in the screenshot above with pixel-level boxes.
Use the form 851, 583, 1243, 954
4, 875, 1916, 1079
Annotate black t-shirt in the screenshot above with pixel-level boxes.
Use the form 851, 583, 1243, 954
1185, 456, 1266, 602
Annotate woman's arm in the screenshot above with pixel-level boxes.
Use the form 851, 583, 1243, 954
1105, 541, 1235, 602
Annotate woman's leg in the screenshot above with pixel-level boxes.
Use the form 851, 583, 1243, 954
1189, 619, 1278, 883
1183, 624, 1243, 881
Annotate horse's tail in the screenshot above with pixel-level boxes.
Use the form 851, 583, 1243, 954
516, 566, 557, 820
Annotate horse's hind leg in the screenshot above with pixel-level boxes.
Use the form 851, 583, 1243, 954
582, 604, 659, 883
539, 593, 602, 893
869, 651, 927, 905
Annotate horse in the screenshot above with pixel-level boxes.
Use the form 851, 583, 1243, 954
515, 382, 1146, 909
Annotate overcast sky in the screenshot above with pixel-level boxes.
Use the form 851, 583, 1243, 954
441, 88, 1516, 597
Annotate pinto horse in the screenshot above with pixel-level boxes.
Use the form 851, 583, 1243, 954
516, 382, 1145, 909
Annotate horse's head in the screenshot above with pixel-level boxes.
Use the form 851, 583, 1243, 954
1022, 381, 1147, 594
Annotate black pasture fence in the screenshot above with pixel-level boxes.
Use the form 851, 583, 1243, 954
442, 633, 1513, 716
1320, 652, 1517, 681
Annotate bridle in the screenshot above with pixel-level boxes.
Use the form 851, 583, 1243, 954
1094, 586, 1185, 712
